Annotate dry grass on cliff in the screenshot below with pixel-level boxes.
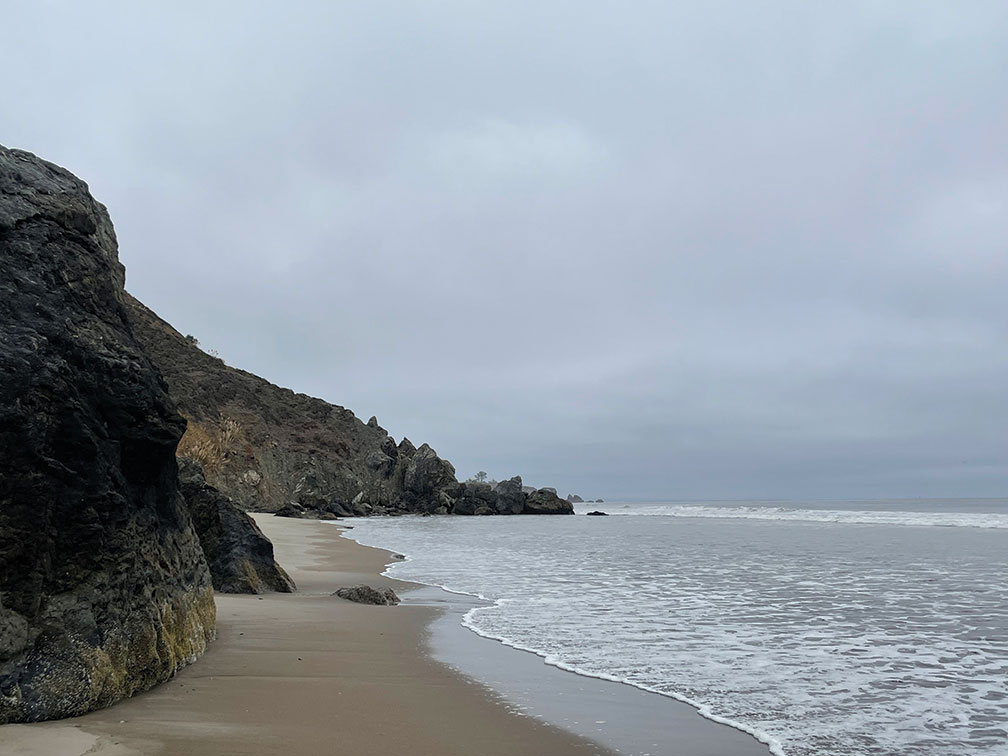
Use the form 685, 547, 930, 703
178, 416, 241, 473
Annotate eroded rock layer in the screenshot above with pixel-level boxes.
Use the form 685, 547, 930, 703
0, 146, 215, 723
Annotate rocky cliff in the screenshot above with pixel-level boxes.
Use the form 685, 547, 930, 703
0, 146, 216, 723
124, 294, 461, 514
125, 297, 572, 515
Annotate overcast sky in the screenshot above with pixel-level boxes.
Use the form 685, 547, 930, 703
4, 2, 1007, 500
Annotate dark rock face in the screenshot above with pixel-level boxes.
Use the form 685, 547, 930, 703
523, 488, 576, 515
452, 481, 497, 516
403, 443, 457, 512
177, 459, 295, 594
494, 476, 528, 515
0, 146, 215, 723
333, 585, 400, 605
586, 511, 609, 516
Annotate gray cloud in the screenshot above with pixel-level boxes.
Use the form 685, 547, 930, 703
4, 1, 1007, 499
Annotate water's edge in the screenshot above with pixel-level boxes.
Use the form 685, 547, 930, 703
339, 503, 1008, 756
338, 526, 776, 756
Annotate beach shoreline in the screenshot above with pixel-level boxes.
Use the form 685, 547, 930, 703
3, 515, 767, 756
1, 516, 612, 756
340, 522, 772, 756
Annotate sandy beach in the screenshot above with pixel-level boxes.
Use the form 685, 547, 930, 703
3, 515, 767, 756
2, 516, 613, 755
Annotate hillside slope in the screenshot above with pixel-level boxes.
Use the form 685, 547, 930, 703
124, 297, 573, 516
124, 295, 460, 514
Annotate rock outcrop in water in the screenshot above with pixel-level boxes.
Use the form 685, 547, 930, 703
523, 487, 576, 514
450, 478, 574, 515
0, 146, 215, 723
177, 459, 295, 594
494, 476, 529, 515
402, 443, 458, 512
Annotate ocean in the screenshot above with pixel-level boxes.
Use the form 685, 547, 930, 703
341, 499, 1008, 756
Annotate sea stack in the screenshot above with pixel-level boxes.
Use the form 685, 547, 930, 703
0, 146, 215, 723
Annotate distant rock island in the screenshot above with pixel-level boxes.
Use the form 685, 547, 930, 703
0, 145, 572, 723
566, 494, 604, 504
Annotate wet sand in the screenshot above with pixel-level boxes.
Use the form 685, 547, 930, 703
3, 515, 768, 755
417, 586, 771, 756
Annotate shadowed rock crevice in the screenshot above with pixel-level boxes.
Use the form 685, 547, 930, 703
178, 459, 295, 594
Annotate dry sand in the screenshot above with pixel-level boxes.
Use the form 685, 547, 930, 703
2, 515, 613, 756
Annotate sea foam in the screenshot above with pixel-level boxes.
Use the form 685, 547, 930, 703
595, 503, 1008, 529
343, 501, 1008, 756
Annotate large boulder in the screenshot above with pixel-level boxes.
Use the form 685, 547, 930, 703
523, 488, 575, 515
0, 146, 216, 723
452, 481, 497, 516
178, 459, 295, 594
403, 443, 458, 512
494, 476, 527, 515
333, 585, 400, 605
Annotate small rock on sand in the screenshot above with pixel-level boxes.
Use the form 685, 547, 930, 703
333, 585, 400, 605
